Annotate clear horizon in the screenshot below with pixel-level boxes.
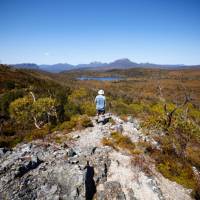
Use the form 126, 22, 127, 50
0, 0, 200, 65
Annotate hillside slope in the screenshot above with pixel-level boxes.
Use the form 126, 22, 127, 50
0, 114, 192, 200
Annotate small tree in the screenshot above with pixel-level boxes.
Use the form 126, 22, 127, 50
32, 97, 58, 125
9, 96, 33, 129
9, 94, 58, 129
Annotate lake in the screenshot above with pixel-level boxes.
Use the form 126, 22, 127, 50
77, 76, 123, 81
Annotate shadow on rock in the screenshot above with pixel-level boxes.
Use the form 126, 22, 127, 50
15, 156, 43, 178
85, 161, 96, 200
96, 114, 111, 125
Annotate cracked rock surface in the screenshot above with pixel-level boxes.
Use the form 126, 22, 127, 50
0, 114, 192, 200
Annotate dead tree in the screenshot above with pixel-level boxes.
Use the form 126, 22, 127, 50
30, 91, 42, 129
157, 81, 191, 130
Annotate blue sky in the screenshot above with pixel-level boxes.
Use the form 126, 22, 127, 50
0, 0, 200, 65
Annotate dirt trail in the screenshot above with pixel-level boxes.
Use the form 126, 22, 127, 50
68, 114, 192, 200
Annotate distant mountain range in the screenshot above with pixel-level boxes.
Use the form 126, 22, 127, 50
14, 63, 40, 70
12, 58, 199, 73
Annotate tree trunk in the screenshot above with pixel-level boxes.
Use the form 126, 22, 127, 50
33, 117, 41, 129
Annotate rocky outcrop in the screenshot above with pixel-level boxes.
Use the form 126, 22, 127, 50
0, 142, 112, 200
0, 114, 192, 200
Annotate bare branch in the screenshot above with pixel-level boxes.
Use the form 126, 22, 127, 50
33, 117, 41, 129
30, 91, 36, 102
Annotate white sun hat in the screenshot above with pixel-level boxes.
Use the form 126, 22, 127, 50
98, 89, 104, 95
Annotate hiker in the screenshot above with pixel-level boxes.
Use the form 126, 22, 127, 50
95, 89, 106, 115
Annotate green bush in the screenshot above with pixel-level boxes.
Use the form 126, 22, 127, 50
24, 127, 49, 141
32, 97, 58, 124
186, 144, 200, 168
64, 103, 81, 119
59, 120, 76, 131
3, 81, 15, 90
168, 119, 200, 143
188, 104, 200, 125
58, 114, 93, 132
157, 157, 196, 189
111, 132, 135, 151
112, 99, 130, 115
0, 135, 23, 148
0, 90, 24, 117
9, 96, 33, 128
129, 103, 144, 115
79, 115, 93, 128
102, 132, 135, 153
81, 101, 96, 116
68, 88, 88, 105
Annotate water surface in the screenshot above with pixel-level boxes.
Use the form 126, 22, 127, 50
77, 76, 122, 81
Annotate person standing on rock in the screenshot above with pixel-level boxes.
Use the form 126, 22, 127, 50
95, 89, 106, 116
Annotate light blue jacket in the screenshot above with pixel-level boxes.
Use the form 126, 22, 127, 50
95, 95, 106, 110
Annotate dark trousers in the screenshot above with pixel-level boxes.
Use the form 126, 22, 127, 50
97, 109, 105, 115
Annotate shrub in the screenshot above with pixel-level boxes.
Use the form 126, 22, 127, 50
58, 114, 93, 132
68, 88, 88, 105
131, 155, 153, 176
0, 135, 23, 148
112, 99, 130, 115
80, 102, 96, 116
188, 104, 200, 125
102, 132, 135, 153
141, 115, 165, 130
101, 137, 115, 149
79, 115, 93, 128
185, 144, 200, 168
129, 103, 145, 116
9, 96, 33, 128
150, 103, 165, 115
59, 120, 76, 131
3, 81, 15, 90
32, 97, 58, 124
24, 127, 49, 141
157, 157, 196, 189
64, 103, 81, 119
0, 90, 24, 118
168, 119, 200, 143
111, 132, 135, 151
